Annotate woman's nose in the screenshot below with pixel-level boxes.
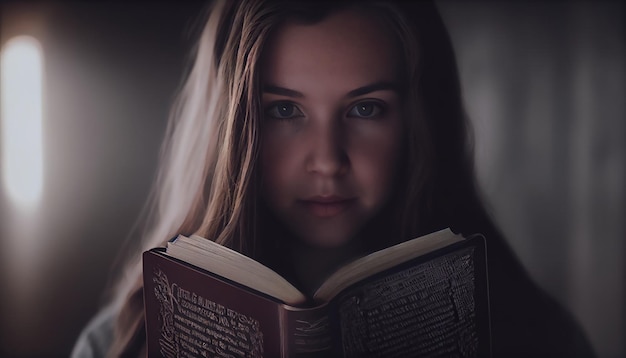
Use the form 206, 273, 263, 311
305, 121, 349, 177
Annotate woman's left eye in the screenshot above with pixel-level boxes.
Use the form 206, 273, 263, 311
348, 101, 385, 118
265, 102, 304, 120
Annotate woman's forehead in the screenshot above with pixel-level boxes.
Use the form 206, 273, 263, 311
260, 9, 401, 92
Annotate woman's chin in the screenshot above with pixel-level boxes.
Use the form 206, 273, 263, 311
292, 228, 358, 249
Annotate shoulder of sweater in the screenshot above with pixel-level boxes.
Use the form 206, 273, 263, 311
70, 304, 118, 358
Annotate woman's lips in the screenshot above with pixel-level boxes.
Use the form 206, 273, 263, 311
299, 196, 355, 218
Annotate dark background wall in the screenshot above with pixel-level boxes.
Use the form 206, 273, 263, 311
438, 2, 624, 357
0, 2, 623, 357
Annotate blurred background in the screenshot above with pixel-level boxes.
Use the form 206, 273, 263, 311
0, 1, 623, 357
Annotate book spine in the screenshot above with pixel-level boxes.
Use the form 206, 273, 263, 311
278, 304, 333, 357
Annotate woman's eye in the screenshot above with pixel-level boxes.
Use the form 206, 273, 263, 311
348, 101, 384, 118
265, 102, 303, 120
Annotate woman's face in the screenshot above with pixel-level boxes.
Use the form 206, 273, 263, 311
260, 9, 404, 248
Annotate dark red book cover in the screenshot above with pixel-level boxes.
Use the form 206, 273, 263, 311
143, 235, 490, 357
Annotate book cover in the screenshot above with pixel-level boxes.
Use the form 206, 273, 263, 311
143, 230, 490, 357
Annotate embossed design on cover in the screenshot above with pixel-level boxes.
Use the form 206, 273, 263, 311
153, 268, 178, 357
152, 268, 264, 358
337, 248, 478, 358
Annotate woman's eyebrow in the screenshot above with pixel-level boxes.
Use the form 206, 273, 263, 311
263, 85, 304, 98
262, 81, 400, 98
346, 81, 400, 98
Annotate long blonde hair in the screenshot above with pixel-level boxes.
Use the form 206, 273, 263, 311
110, 1, 483, 355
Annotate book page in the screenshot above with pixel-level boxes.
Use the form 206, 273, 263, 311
166, 235, 307, 306
314, 228, 462, 302
165, 228, 461, 307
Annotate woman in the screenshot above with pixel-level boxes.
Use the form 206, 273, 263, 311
72, 1, 594, 357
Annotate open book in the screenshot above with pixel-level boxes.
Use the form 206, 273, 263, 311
143, 228, 490, 357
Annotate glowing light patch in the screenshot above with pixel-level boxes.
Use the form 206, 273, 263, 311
1, 36, 44, 210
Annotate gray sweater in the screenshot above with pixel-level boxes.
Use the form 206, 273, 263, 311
71, 305, 116, 358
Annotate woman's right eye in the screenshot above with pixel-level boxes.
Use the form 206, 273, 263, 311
265, 102, 304, 120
